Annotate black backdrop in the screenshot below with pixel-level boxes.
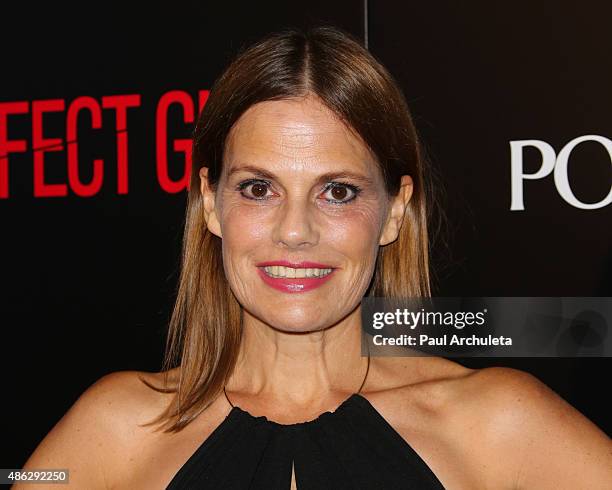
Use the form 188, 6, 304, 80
2, 1, 610, 468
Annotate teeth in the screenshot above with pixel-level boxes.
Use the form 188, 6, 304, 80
263, 265, 333, 279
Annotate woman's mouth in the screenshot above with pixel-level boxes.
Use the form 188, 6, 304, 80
262, 265, 333, 279
256, 265, 336, 293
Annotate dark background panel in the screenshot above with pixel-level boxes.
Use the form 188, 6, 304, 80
369, 0, 611, 436
369, 1, 612, 297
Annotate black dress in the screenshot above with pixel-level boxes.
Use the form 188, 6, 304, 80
165, 393, 446, 489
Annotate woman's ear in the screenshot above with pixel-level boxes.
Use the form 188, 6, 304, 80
199, 166, 222, 238
379, 175, 413, 246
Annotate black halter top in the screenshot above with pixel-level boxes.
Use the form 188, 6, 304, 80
165, 392, 445, 489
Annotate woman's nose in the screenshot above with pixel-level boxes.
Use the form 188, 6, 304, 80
272, 198, 319, 249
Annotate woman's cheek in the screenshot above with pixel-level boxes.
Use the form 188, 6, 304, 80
324, 205, 383, 247
221, 201, 272, 242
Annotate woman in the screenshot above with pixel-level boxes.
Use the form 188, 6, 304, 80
19, 26, 611, 489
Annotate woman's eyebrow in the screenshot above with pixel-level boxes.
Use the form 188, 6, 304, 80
226, 164, 375, 186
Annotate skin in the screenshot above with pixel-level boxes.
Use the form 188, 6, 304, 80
17, 95, 612, 490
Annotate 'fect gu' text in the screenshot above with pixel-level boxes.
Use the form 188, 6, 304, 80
0, 90, 209, 198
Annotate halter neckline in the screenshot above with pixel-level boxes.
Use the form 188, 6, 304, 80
228, 392, 368, 428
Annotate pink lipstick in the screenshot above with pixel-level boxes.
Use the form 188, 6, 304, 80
255, 260, 338, 294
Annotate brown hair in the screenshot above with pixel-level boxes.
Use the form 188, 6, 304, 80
141, 25, 444, 432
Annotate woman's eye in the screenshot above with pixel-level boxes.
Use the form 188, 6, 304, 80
238, 180, 272, 200
321, 183, 360, 204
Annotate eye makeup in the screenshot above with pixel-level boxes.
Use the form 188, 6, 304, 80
235, 179, 362, 205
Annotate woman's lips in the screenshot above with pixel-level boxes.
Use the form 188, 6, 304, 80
256, 260, 335, 269
256, 266, 336, 293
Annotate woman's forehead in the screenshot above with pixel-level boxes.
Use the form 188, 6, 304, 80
224, 98, 376, 175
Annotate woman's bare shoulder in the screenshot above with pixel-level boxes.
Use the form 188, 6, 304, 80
429, 365, 612, 489
96, 368, 176, 414
18, 369, 177, 489
65, 369, 177, 431
368, 360, 611, 488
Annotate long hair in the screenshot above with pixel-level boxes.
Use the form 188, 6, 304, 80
141, 25, 445, 432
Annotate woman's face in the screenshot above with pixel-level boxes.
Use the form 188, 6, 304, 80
200, 95, 412, 333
